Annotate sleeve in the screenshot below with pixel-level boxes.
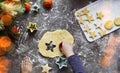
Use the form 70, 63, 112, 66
68, 54, 86, 73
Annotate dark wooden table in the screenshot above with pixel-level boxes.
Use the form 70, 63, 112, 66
8, 0, 120, 73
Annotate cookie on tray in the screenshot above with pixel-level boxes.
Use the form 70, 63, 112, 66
114, 17, 120, 26
104, 20, 114, 30
97, 12, 104, 19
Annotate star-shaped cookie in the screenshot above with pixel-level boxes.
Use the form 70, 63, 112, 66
97, 12, 104, 19
94, 23, 102, 29
41, 64, 52, 73
55, 56, 67, 69
31, 3, 40, 12
99, 29, 107, 36
77, 17, 83, 24
86, 15, 94, 22
45, 41, 56, 52
76, 11, 82, 17
114, 17, 120, 26
27, 22, 37, 33
84, 25, 91, 32
89, 31, 96, 38
82, 8, 89, 15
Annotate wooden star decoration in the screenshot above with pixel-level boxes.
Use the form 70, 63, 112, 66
27, 22, 37, 33
55, 56, 67, 69
97, 12, 104, 19
84, 25, 91, 32
31, 3, 40, 12
89, 31, 96, 38
41, 64, 52, 73
76, 11, 82, 17
45, 41, 56, 52
99, 29, 106, 36
78, 17, 83, 24
82, 8, 89, 15
86, 15, 94, 22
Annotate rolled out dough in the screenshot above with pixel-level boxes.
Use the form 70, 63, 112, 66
38, 29, 74, 58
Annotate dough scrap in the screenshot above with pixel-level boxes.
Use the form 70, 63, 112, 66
114, 17, 120, 26
104, 20, 114, 30
38, 29, 74, 58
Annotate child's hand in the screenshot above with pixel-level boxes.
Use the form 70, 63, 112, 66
59, 41, 74, 58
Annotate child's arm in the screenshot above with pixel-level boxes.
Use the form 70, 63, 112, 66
59, 41, 86, 73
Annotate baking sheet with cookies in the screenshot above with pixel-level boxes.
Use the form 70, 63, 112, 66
75, 0, 120, 42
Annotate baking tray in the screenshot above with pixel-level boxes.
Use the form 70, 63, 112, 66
75, 0, 120, 42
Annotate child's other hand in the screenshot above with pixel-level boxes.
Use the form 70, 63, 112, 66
59, 41, 74, 58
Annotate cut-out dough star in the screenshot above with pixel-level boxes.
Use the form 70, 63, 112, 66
27, 22, 37, 33
82, 8, 89, 15
31, 3, 40, 12
84, 25, 91, 32
97, 12, 104, 19
77, 17, 83, 24
99, 29, 107, 36
55, 56, 67, 69
45, 41, 56, 52
86, 15, 94, 22
76, 11, 82, 17
89, 31, 96, 38
41, 64, 52, 73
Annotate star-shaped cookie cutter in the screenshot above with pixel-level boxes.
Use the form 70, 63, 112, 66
31, 3, 40, 12
45, 41, 56, 52
55, 56, 67, 69
27, 22, 37, 33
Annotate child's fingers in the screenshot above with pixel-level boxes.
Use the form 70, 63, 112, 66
59, 42, 62, 49
59, 42, 63, 52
